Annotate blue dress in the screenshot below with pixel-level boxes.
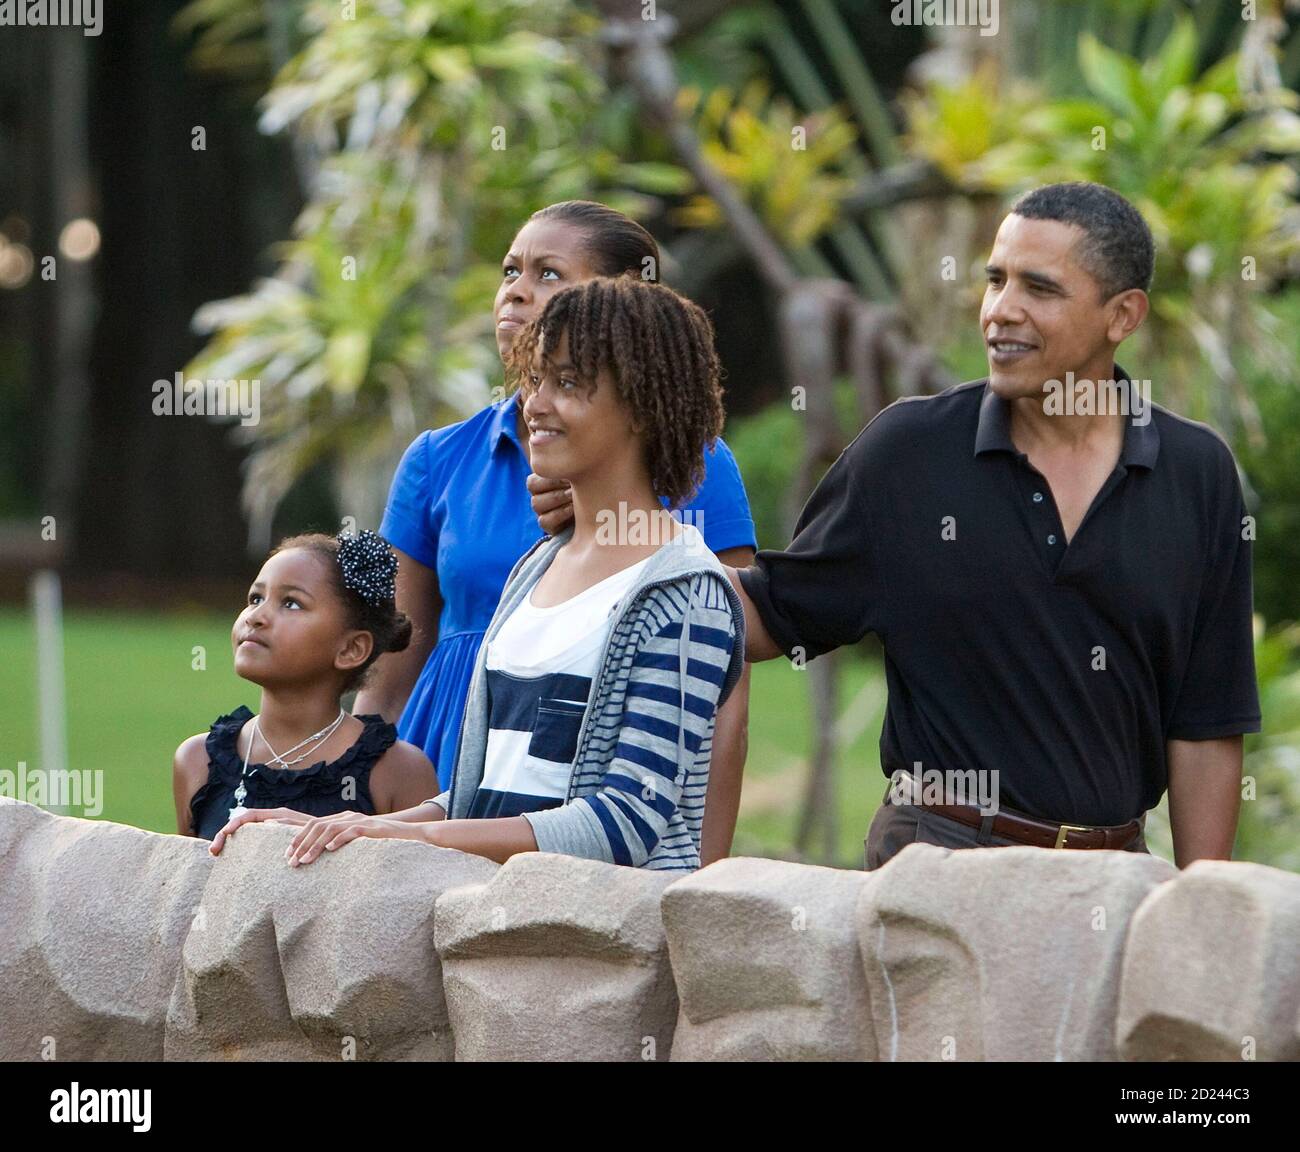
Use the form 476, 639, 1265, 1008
379, 391, 757, 789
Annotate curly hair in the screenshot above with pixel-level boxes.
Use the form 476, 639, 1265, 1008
270, 532, 412, 693
506, 276, 725, 509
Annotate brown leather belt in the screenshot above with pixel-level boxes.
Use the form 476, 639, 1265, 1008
890, 775, 1143, 850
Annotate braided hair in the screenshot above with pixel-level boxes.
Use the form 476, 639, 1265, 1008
506, 276, 724, 509
271, 530, 412, 693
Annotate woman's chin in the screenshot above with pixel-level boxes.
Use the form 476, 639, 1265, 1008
529, 448, 572, 479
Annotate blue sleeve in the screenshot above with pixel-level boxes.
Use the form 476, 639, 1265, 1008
679, 435, 757, 555
379, 431, 440, 569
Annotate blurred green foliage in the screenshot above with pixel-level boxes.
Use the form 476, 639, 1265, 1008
725, 380, 862, 551
1236, 622, 1300, 870
1235, 292, 1300, 629
179, 0, 688, 539
902, 13, 1300, 439
675, 78, 859, 247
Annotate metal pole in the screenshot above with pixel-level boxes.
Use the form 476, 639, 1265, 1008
30, 569, 68, 814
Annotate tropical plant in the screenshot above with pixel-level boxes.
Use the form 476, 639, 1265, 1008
178, 0, 687, 547
901, 14, 1300, 439
675, 79, 859, 254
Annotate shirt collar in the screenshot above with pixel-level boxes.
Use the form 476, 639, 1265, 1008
491, 390, 524, 453
974, 362, 1160, 471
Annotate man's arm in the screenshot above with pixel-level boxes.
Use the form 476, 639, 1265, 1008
1166, 736, 1243, 867
699, 546, 755, 865
723, 563, 783, 662
725, 422, 882, 664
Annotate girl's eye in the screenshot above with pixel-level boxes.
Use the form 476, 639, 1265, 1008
247, 592, 301, 608
540, 268, 560, 281
503, 264, 519, 279
559, 377, 577, 391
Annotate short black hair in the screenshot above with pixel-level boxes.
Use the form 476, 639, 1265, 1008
1009, 182, 1154, 299
529, 200, 661, 282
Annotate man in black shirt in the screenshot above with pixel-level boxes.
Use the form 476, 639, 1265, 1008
728, 183, 1260, 869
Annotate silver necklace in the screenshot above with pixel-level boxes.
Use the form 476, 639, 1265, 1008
229, 710, 346, 817
258, 709, 346, 768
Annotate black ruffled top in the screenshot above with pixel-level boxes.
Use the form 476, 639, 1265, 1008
189, 705, 394, 840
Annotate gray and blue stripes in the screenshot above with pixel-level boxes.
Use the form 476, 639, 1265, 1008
434, 525, 745, 872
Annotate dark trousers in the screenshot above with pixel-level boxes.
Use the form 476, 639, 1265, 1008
864, 793, 1150, 871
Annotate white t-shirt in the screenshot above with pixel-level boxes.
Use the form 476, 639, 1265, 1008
469, 556, 652, 819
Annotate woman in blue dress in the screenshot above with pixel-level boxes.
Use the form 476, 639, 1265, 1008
353, 200, 757, 864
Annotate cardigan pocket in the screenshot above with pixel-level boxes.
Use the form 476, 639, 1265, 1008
527, 698, 586, 765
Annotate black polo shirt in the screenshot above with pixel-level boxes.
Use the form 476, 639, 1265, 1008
739, 371, 1261, 825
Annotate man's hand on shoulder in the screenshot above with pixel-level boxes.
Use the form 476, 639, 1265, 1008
527, 473, 574, 536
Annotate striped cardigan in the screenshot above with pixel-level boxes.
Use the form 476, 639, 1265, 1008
431, 522, 745, 871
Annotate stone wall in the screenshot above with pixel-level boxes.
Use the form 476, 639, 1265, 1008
1, 798, 1296, 1061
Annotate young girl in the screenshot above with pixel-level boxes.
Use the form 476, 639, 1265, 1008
173, 531, 437, 840
212, 277, 745, 871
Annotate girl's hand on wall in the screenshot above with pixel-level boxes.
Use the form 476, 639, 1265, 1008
287, 813, 423, 866
209, 806, 313, 855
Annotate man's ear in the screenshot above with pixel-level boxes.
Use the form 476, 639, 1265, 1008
1106, 288, 1148, 345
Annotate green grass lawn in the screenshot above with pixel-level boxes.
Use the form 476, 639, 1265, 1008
1, 608, 251, 835
0, 607, 889, 866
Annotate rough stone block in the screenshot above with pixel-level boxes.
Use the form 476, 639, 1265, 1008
662, 856, 877, 1060
165, 822, 497, 1060
858, 842, 1177, 1061
435, 852, 677, 1061
0, 798, 212, 1060
1118, 860, 1300, 1061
